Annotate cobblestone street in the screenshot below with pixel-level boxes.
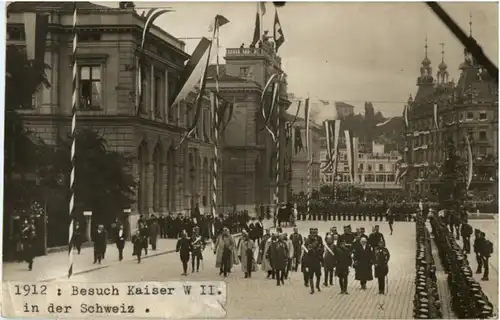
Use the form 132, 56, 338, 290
26, 221, 415, 319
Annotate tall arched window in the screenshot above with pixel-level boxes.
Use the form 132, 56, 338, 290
166, 147, 175, 211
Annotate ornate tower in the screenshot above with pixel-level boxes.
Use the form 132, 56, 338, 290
436, 43, 449, 85
417, 38, 434, 86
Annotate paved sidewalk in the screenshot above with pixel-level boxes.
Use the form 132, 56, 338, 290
3, 238, 179, 282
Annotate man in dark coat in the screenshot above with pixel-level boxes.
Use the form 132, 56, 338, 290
176, 230, 192, 276
270, 234, 289, 286
303, 240, 322, 294
138, 221, 149, 255
72, 221, 83, 254
353, 237, 373, 290
474, 229, 484, 274
374, 239, 390, 294
335, 239, 352, 294
93, 224, 107, 264
289, 227, 303, 272
115, 224, 126, 261
21, 221, 37, 271
386, 208, 394, 235
158, 214, 166, 238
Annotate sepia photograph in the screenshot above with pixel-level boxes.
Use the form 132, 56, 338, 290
2, 1, 498, 318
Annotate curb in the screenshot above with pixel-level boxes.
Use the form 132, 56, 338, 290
40, 233, 242, 282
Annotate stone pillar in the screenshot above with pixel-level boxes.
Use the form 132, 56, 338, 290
161, 163, 168, 213
164, 69, 169, 122
146, 163, 154, 216
150, 65, 155, 120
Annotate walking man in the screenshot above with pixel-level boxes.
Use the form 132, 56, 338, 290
116, 224, 126, 261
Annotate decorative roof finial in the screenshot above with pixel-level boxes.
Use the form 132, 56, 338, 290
469, 13, 472, 37
424, 35, 428, 57
440, 43, 445, 62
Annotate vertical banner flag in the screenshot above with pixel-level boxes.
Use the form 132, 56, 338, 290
353, 137, 359, 182
344, 130, 355, 183
251, 2, 266, 47
465, 135, 473, 191
68, 3, 78, 279
273, 8, 285, 52
324, 120, 332, 163
433, 103, 439, 129
403, 104, 409, 127
304, 98, 311, 152
23, 13, 49, 66
260, 73, 280, 141
332, 120, 341, 178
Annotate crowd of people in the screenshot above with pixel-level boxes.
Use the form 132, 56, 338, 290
178, 220, 391, 296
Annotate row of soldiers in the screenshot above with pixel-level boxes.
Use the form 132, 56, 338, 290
295, 202, 418, 222
429, 213, 494, 318
256, 224, 390, 295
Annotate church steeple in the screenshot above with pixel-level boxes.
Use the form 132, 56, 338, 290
418, 37, 434, 85
461, 13, 475, 70
437, 43, 449, 84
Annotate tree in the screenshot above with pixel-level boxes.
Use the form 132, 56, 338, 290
55, 129, 137, 226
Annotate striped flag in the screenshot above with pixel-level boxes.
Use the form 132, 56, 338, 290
344, 130, 355, 183
352, 137, 359, 182
273, 8, 285, 52
332, 120, 341, 178
304, 98, 311, 153
324, 120, 332, 162
23, 12, 49, 67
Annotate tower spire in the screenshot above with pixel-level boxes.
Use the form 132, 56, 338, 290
469, 13, 472, 37
440, 42, 445, 62
424, 35, 428, 58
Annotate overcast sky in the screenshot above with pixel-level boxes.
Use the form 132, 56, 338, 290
102, 1, 498, 119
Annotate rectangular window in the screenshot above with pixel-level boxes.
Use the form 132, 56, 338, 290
8, 28, 25, 41
376, 175, 385, 182
387, 174, 395, 182
479, 131, 487, 141
359, 163, 364, 171
367, 164, 372, 172
479, 112, 487, 120
467, 111, 474, 120
365, 174, 374, 182
79, 66, 101, 108
239, 67, 249, 77
378, 164, 384, 172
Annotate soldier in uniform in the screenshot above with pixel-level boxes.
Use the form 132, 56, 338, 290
323, 234, 337, 287
303, 240, 322, 294
335, 238, 352, 294
386, 207, 394, 235
290, 227, 303, 271
473, 229, 483, 274
368, 225, 385, 249
176, 230, 192, 276
339, 225, 355, 250
374, 239, 390, 294
271, 234, 289, 286
191, 226, 205, 273
460, 220, 473, 254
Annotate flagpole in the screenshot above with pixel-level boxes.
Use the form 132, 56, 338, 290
259, 2, 263, 43
68, 2, 78, 279
212, 16, 220, 236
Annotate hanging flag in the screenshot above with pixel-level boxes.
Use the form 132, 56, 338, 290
332, 119, 341, 178
352, 137, 359, 182
433, 103, 439, 129
273, 9, 285, 52
304, 98, 311, 153
465, 135, 473, 190
260, 73, 282, 141
344, 130, 355, 183
260, 2, 267, 15
137, 8, 173, 115
324, 121, 332, 163
23, 13, 49, 67
290, 100, 301, 127
251, 3, 261, 47
294, 127, 303, 154
403, 104, 409, 127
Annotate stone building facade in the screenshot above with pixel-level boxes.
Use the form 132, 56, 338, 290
402, 42, 498, 196
206, 41, 291, 215
7, 3, 216, 231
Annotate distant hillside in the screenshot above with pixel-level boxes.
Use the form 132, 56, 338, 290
338, 102, 403, 152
